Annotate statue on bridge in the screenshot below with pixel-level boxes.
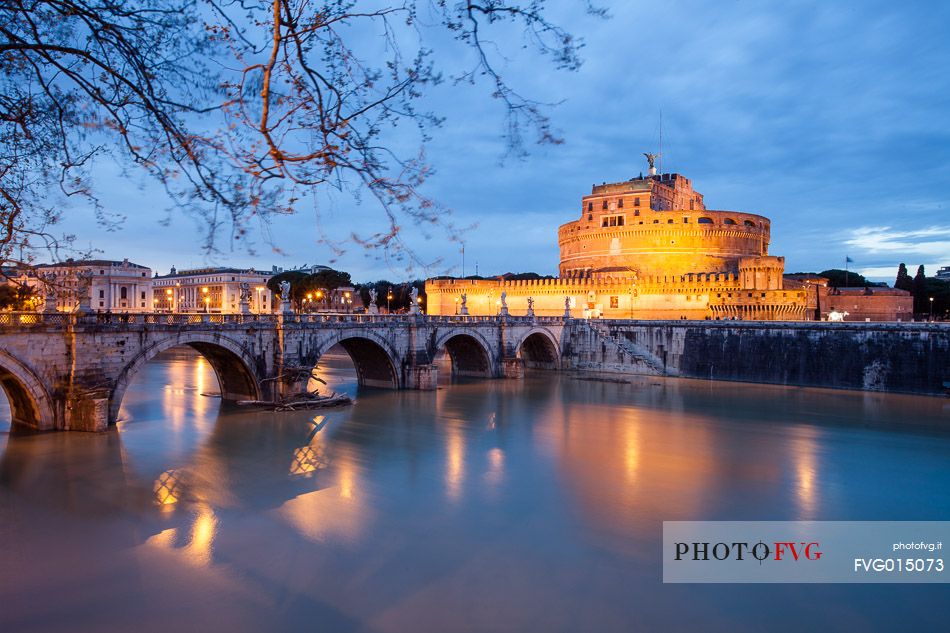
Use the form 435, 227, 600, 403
239, 282, 251, 314
279, 280, 293, 314
526, 296, 535, 319
564, 296, 572, 318
74, 270, 94, 314
460, 293, 469, 316
499, 290, 509, 317
368, 288, 379, 315
409, 287, 420, 315
41, 272, 58, 313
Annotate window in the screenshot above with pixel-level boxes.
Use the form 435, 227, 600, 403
99, 301, 104, 307
667, 219, 674, 224
690, 200, 694, 210
99, 269, 104, 275
141, 291, 146, 300
698, 217, 714, 224
99, 290, 104, 298
602, 200, 608, 210
653, 219, 659, 224
120, 287, 127, 300
634, 198, 640, 207
683, 217, 688, 223
724, 218, 737, 225
587, 202, 593, 212
588, 214, 593, 221
141, 272, 146, 277
618, 216, 624, 226
744, 220, 756, 227
618, 198, 624, 208
610, 296, 619, 309
634, 210, 640, 216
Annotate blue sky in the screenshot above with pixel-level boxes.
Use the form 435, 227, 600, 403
59, 0, 950, 283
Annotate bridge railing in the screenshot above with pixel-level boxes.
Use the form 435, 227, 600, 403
0, 310, 570, 328
0, 312, 72, 326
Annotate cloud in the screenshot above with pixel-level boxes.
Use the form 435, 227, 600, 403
844, 226, 950, 257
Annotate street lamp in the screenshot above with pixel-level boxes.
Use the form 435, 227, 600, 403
202, 287, 210, 313
454, 296, 459, 315
930, 297, 935, 321
256, 286, 264, 313
344, 291, 351, 313
165, 288, 173, 312
306, 292, 313, 313
387, 288, 393, 313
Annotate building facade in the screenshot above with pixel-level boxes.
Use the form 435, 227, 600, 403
9, 259, 154, 312
152, 267, 274, 314
427, 163, 910, 321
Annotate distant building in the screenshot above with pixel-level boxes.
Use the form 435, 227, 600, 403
936, 266, 950, 280
821, 287, 914, 322
8, 259, 153, 312
152, 266, 274, 313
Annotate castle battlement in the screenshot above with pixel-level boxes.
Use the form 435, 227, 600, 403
425, 161, 821, 320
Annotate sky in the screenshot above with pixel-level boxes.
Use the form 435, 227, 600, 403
57, 0, 950, 283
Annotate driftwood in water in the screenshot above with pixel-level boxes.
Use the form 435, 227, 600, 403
237, 392, 352, 411
240, 363, 351, 410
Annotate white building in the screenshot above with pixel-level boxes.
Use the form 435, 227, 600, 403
152, 266, 274, 313
12, 259, 154, 312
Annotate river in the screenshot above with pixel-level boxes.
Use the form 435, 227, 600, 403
1, 347, 949, 632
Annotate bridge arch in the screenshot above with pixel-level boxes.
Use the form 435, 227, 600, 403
516, 328, 561, 370
308, 330, 400, 389
0, 351, 57, 431
110, 333, 262, 425
433, 330, 495, 378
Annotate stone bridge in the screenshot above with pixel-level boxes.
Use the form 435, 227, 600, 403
0, 312, 567, 432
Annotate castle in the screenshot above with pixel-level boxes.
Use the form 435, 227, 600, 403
427, 162, 810, 320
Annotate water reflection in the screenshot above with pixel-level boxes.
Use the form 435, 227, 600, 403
2, 351, 950, 632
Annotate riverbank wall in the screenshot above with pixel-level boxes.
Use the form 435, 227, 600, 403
565, 320, 950, 396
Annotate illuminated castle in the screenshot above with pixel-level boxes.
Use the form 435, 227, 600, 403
426, 160, 812, 320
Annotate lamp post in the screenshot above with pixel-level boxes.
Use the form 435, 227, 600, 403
930, 297, 935, 321
256, 286, 264, 314
454, 297, 459, 315
306, 292, 313, 313
344, 291, 351, 313
165, 288, 173, 313
387, 287, 393, 313
315, 290, 323, 312
202, 286, 209, 313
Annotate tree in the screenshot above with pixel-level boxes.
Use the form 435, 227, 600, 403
818, 269, 872, 288
266, 270, 308, 309
913, 265, 927, 315
0, 283, 34, 310
1, 1, 602, 272
895, 263, 914, 293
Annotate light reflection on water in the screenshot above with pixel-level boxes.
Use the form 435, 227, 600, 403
1, 347, 950, 632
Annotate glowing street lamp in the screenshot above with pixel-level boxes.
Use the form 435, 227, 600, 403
256, 286, 264, 313
930, 297, 935, 321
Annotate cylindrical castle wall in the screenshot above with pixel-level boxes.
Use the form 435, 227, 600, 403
558, 210, 771, 278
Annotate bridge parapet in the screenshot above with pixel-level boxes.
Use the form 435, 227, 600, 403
0, 312, 572, 431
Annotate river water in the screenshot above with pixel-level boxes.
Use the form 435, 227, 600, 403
1, 347, 949, 632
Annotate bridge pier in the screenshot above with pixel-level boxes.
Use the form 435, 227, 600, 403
403, 363, 439, 390
501, 358, 525, 379
65, 389, 110, 432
